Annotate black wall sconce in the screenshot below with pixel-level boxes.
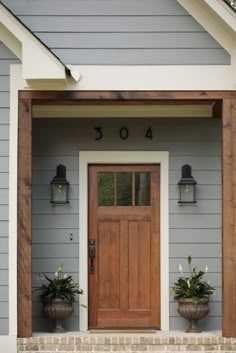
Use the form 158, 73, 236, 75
178, 164, 197, 204
50, 164, 70, 204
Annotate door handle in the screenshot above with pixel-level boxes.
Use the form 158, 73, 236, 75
89, 239, 96, 274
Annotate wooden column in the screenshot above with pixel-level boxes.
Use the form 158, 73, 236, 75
17, 97, 32, 337
222, 99, 236, 337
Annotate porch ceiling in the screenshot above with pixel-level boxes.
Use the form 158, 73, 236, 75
32, 103, 214, 118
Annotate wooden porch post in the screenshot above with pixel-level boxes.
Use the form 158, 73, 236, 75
222, 99, 236, 337
17, 97, 32, 337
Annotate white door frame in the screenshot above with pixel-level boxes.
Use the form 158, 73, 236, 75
79, 151, 169, 331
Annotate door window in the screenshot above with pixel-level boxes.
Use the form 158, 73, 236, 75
98, 171, 151, 206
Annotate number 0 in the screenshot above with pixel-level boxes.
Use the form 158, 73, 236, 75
120, 127, 129, 140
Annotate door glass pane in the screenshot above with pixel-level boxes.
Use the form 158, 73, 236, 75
98, 173, 114, 206
135, 172, 151, 206
117, 173, 132, 206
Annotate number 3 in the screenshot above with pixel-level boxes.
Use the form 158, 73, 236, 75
94, 127, 103, 140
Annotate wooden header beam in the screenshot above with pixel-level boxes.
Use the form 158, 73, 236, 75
19, 90, 236, 101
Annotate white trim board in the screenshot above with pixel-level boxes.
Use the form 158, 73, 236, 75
9, 65, 25, 340
0, 336, 17, 353
9, 64, 236, 91
27, 65, 236, 91
79, 151, 169, 332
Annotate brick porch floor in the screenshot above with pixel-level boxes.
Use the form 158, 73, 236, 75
17, 331, 236, 353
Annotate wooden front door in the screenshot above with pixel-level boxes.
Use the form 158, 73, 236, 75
88, 164, 160, 329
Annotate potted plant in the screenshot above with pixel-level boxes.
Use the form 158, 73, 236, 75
172, 256, 215, 333
35, 264, 83, 333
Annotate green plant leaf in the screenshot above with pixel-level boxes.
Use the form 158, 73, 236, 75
172, 256, 215, 302
35, 265, 83, 305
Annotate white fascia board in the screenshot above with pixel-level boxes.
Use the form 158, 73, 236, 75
19, 65, 236, 90
0, 3, 66, 80
64, 65, 236, 90
203, 0, 236, 33
0, 23, 21, 59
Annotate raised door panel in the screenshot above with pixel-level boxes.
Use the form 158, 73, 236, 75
98, 222, 120, 310
128, 221, 151, 310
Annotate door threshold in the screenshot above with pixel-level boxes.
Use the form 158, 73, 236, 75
89, 329, 157, 334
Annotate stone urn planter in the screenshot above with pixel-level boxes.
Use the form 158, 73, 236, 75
43, 298, 73, 333
35, 264, 83, 333
177, 298, 209, 333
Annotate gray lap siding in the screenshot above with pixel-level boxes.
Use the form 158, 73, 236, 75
1, 0, 230, 66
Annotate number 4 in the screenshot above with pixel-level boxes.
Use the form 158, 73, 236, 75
145, 127, 153, 140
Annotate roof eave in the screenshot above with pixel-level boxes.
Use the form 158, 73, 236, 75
0, 1, 70, 80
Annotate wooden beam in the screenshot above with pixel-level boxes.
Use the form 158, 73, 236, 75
31, 99, 217, 106
19, 90, 236, 102
17, 97, 32, 337
222, 99, 236, 337
212, 100, 222, 118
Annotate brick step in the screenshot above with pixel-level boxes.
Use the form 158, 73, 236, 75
17, 333, 236, 353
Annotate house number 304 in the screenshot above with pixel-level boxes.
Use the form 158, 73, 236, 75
94, 127, 153, 140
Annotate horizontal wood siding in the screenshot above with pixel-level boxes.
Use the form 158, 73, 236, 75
0, 42, 19, 335
32, 117, 222, 331
2, 0, 230, 65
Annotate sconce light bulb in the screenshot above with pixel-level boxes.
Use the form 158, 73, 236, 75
57, 184, 63, 192
184, 185, 189, 193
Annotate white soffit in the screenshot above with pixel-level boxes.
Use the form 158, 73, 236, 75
0, 3, 66, 80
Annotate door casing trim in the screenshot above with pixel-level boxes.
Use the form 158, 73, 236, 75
79, 151, 169, 331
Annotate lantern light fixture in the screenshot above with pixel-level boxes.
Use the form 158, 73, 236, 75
50, 164, 70, 204
178, 164, 197, 204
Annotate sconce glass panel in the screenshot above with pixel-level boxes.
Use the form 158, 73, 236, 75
178, 164, 197, 204
179, 184, 196, 204
50, 164, 70, 204
51, 183, 69, 204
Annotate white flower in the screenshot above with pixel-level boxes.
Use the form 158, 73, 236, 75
55, 271, 58, 277
205, 265, 208, 273
64, 274, 68, 279
57, 264, 63, 273
178, 264, 184, 275
187, 280, 191, 288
